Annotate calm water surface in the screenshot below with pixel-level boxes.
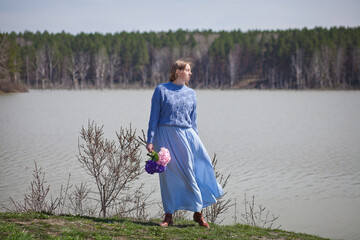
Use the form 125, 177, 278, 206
0, 89, 359, 240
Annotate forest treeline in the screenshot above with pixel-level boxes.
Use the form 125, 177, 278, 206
0, 27, 359, 90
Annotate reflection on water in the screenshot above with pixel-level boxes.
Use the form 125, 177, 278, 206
0, 90, 359, 240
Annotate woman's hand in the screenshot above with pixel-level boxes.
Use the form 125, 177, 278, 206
146, 143, 154, 153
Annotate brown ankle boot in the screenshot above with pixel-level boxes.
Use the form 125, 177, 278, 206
159, 213, 173, 227
193, 212, 210, 228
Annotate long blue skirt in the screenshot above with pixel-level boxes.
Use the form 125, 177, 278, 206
153, 125, 224, 214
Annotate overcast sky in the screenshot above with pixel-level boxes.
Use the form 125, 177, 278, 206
0, 0, 359, 34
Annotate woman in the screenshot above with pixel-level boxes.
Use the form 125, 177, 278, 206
146, 58, 223, 228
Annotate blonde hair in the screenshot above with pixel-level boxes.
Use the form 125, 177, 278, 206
168, 58, 193, 86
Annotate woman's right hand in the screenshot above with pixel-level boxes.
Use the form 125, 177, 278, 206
146, 143, 154, 153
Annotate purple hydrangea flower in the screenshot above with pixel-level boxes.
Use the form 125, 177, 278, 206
145, 160, 157, 174
145, 160, 167, 174
155, 164, 166, 173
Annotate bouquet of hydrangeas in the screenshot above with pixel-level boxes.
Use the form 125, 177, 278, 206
145, 147, 171, 174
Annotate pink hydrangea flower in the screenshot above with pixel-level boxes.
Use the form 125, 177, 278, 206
156, 147, 171, 166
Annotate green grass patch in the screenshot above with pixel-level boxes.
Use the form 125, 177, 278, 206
0, 212, 329, 240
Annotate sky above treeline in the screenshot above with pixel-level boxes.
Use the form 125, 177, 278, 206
0, 0, 359, 34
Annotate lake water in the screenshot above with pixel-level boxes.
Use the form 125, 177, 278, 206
0, 89, 359, 240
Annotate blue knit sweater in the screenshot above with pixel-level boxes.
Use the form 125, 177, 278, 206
147, 82, 198, 143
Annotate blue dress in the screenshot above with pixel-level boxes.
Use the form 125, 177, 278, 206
147, 82, 224, 214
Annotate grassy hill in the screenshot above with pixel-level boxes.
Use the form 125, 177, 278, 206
0, 212, 329, 240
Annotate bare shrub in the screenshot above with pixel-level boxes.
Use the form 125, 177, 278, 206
111, 183, 155, 220
203, 153, 232, 224
67, 182, 95, 216
1, 161, 69, 214
240, 194, 281, 229
2, 122, 152, 220
77, 120, 145, 218
56, 174, 72, 215
137, 129, 148, 147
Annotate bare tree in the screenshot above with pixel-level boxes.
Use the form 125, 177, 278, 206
353, 47, 360, 86
150, 47, 170, 87
139, 65, 148, 87
60, 56, 70, 87
228, 44, 241, 88
77, 121, 143, 218
333, 47, 346, 88
35, 47, 46, 89
68, 51, 90, 90
291, 48, 304, 89
0, 35, 9, 80
95, 47, 108, 89
44, 43, 58, 87
77, 51, 90, 89
306, 51, 321, 88
68, 54, 79, 89
150, 59, 161, 87
193, 33, 219, 88
319, 45, 332, 89
266, 67, 277, 89
108, 50, 119, 89
24, 55, 31, 86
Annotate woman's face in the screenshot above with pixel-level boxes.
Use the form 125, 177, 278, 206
178, 64, 192, 83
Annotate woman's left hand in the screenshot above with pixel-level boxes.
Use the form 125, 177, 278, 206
146, 143, 154, 153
